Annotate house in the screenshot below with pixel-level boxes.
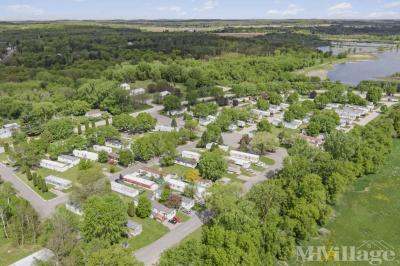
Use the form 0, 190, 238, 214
73, 149, 99, 161
228, 124, 238, 131
251, 109, 270, 118
228, 164, 241, 175
199, 115, 216, 126
131, 88, 146, 96
121, 173, 159, 191
40, 159, 71, 172
10, 248, 54, 266
85, 109, 104, 118
112, 181, 139, 198
181, 196, 195, 210
0, 123, 20, 139
152, 188, 162, 201
139, 167, 164, 179
154, 125, 175, 132
65, 202, 83, 216
166, 178, 188, 193
269, 105, 282, 114
108, 152, 119, 164
151, 201, 176, 222
127, 220, 142, 237
271, 118, 283, 127
230, 150, 259, 163
326, 103, 341, 110
195, 180, 212, 201
57, 155, 80, 166
301, 134, 325, 147
169, 108, 187, 116
181, 151, 201, 162
205, 143, 229, 152
45, 175, 72, 190
120, 83, 131, 90
175, 157, 197, 168
237, 120, 246, 128
105, 139, 126, 149
229, 157, 251, 169
284, 119, 303, 129
280, 103, 290, 110
93, 145, 113, 153
160, 91, 171, 98
3, 123, 20, 130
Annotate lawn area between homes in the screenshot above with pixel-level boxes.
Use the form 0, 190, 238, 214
0, 237, 40, 266
16, 172, 57, 200
297, 139, 400, 266
260, 156, 275, 165
127, 217, 169, 252
158, 164, 193, 177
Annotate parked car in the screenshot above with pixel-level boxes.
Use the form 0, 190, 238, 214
182, 209, 192, 215
169, 216, 181, 224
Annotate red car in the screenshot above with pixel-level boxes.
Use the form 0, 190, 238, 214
169, 216, 181, 224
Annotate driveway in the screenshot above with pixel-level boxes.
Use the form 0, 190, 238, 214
134, 214, 202, 266
0, 163, 68, 219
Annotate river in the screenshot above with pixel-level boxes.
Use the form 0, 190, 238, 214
319, 43, 400, 86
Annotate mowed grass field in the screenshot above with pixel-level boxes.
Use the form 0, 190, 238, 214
299, 139, 400, 265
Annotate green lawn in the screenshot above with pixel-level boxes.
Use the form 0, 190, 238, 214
127, 217, 169, 251
16, 172, 57, 200
260, 156, 275, 165
181, 227, 203, 243
251, 163, 264, 172
298, 139, 400, 265
176, 211, 190, 222
0, 152, 8, 162
158, 164, 193, 177
0, 237, 40, 266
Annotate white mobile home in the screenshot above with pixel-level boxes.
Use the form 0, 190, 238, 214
154, 125, 175, 132
122, 173, 159, 191
105, 140, 126, 149
73, 149, 99, 161
230, 150, 260, 163
45, 175, 72, 190
167, 178, 188, 193
40, 159, 71, 172
181, 151, 201, 162
151, 201, 176, 221
127, 220, 142, 237
229, 157, 251, 169
175, 157, 197, 168
181, 196, 195, 210
57, 155, 80, 166
93, 145, 113, 154
111, 181, 139, 198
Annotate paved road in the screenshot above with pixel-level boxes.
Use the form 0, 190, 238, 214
134, 214, 203, 265
0, 163, 68, 219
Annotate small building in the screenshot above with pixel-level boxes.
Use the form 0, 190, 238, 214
229, 157, 251, 169
57, 155, 80, 166
284, 119, 303, 130
269, 105, 282, 114
65, 202, 83, 216
230, 150, 259, 163
127, 220, 142, 237
301, 134, 325, 147
121, 173, 159, 191
237, 120, 246, 128
280, 103, 290, 110
10, 248, 54, 266
251, 109, 270, 118
154, 125, 175, 132
108, 152, 119, 164
175, 157, 197, 169
151, 201, 176, 222
0, 123, 19, 139
181, 196, 195, 211
205, 143, 229, 152
40, 159, 71, 172
195, 180, 212, 202
228, 124, 238, 131
181, 151, 201, 162
85, 109, 104, 118
228, 164, 241, 175
131, 88, 146, 96
121, 83, 131, 90
73, 149, 98, 161
111, 181, 139, 198
45, 175, 72, 190
105, 139, 126, 150
167, 178, 188, 193
93, 145, 113, 154
139, 167, 164, 179
160, 91, 171, 98
169, 108, 187, 116
199, 115, 216, 126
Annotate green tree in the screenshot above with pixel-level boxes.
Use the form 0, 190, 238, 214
82, 194, 127, 244
118, 149, 134, 167
127, 202, 135, 217
87, 246, 143, 266
136, 194, 152, 218
198, 150, 227, 181
257, 119, 272, 132
98, 151, 109, 163
163, 95, 181, 112
257, 98, 270, 111
251, 132, 279, 154
171, 117, 177, 128
160, 186, 172, 203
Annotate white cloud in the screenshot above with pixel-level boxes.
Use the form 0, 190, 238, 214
329, 2, 352, 11
157, 6, 186, 15
194, 0, 219, 11
6, 5, 44, 16
368, 11, 399, 18
267, 4, 304, 16
384, 1, 400, 8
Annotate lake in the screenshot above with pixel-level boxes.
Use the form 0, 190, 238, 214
319, 43, 400, 86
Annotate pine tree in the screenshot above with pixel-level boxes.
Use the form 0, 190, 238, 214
41, 179, 48, 192
33, 174, 38, 187
25, 167, 32, 181
127, 202, 135, 217
171, 117, 177, 128
78, 124, 82, 135
38, 176, 44, 191
91, 121, 96, 128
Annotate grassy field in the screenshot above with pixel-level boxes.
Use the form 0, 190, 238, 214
127, 217, 169, 251
0, 237, 40, 266
16, 172, 57, 200
158, 164, 193, 177
297, 139, 400, 265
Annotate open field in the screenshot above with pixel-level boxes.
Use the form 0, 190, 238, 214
0, 238, 40, 266
127, 217, 169, 252
298, 139, 400, 265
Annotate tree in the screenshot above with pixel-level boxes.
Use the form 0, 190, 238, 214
192, 102, 218, 117
136, 194, 152, 218
163, 95, 181, 112
287, 92, 299, 104
257, 119, 272, 132
41, 178, 48, 193
136, 113, 156, 132
171, 117, 177, 128
160, 186, 172, 203
87, 246, 143, 266
127, 202, 135, 217
44, 118, 75, 141
269, 92, 283, 105
118, 149, 134, 167
25, 167, 32, 181
112, 113, 135, 131
198, 151, 227, 181
82, 194, 127, 244
251, 132, 279, 154
257, 98, 270, 111
98, 151, 109, 163
165, 194, 182, 209
366, 87, 383, 104
185, 169, 201, 183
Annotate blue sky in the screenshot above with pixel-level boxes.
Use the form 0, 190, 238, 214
1, 0, 400, 21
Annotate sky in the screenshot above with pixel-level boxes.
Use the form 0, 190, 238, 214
1, 0, 400, 21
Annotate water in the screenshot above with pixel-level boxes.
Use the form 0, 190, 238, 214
319, 43, 400, 86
